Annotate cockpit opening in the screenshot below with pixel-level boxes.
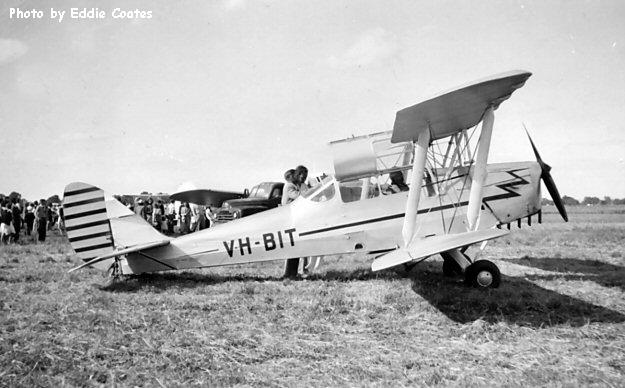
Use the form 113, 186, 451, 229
338, 169, 438, 203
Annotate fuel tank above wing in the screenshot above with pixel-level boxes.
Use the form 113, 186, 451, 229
329, 131, 412, 182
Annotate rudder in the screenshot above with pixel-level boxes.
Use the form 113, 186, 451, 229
63, 182, 115, 262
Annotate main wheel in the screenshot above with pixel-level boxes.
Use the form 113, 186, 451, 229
465, 260, 501, 288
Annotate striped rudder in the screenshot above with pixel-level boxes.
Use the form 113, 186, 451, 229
63, 182, 115, 261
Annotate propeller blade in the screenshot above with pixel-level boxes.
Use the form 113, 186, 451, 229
541, 169, 568, 222
524, 124, 550, 172
524, 126, 568, 222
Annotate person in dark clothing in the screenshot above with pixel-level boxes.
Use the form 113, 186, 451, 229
283, 165, 311, 279
141, 197, 154, 222
46, 203, 54, 231
58, 206, 65, 234
24, 202, 35, 236
153, 200, 165, 231
35, 200, 48, 242
384, 171, 409, 194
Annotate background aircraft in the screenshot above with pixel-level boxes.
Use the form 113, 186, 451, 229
169, 189, 245, 209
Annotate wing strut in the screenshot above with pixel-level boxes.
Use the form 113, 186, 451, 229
467, 107, 495, 230
402, 129, 430, 246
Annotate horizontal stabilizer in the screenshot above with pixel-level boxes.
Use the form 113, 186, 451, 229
68, 240, 170, 273
109, 212, 169, 247
391, 70, 531, 144
371, 228, 508, 271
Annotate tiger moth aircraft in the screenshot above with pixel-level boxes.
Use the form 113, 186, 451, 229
63, 70, 568, 288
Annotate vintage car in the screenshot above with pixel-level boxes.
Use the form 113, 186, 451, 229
214, 182, 284, 223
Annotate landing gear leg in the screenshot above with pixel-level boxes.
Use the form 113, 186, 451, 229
106, 256, 124, 283
440, 250, 471, 277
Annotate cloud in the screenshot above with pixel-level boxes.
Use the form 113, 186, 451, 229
223, 0, 246, 11
327, 28, 399, 69
0, 38, 28, 65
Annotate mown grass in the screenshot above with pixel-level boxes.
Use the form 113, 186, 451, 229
1, 206, 624, 386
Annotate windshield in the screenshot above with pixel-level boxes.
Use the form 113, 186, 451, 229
249, 183, 274, 199
302, 175, 332, 199
302, 175, 335, 202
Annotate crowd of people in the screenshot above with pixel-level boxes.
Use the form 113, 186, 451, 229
0, 190, 223, 246
0, 195, 63, 245
116, 196, 216, 236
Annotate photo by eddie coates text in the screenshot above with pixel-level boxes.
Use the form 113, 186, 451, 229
9, 7, 153, 22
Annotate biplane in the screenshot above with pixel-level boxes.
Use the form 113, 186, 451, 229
62, 70, 568, 288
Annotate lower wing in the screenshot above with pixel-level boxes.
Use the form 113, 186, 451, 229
371, 228, 508, 271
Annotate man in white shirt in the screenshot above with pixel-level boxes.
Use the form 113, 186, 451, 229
165, 200, 176, 234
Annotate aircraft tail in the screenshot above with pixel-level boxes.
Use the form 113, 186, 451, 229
63, 182, 115, 262
62, 182, 169, 269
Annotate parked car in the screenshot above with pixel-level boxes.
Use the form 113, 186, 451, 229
215, 182, 284, 223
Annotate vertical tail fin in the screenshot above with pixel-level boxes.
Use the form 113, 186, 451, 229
63, 182, 115, 261
63, 182, 171, 272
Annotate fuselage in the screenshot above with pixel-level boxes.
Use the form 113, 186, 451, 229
122, 161, 542, 274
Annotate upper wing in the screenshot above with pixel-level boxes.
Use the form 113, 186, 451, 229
169, 189, 244, 207
391, 70, 531, 144
371, 228, 509, 271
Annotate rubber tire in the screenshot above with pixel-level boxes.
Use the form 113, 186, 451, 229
442, 258, 462, 277
465, 260, 501, 288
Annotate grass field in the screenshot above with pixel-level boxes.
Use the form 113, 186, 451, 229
1, 206, 624, 386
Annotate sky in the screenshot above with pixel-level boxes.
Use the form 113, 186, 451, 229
1, 0, 624, 201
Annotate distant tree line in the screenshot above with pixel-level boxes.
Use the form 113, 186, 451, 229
542, 196, 625, 206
